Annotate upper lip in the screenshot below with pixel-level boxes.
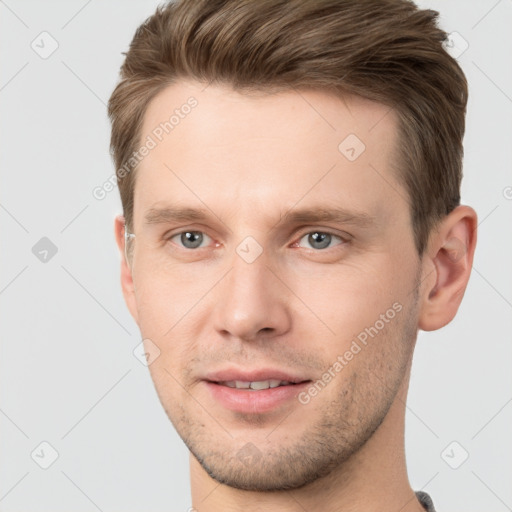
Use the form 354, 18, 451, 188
204, 368, 311, 384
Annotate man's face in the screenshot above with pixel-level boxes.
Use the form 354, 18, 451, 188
123, 80, 425, 490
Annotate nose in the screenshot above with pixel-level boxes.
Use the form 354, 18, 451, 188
212, 249, 292, 342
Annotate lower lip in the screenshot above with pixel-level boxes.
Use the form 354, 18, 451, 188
204, 381, 311, 414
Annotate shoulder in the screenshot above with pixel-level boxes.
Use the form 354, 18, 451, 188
416, 491, 436, 512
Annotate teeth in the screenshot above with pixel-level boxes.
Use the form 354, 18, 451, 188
250, 380, 272, 390
220, 380, 292, 390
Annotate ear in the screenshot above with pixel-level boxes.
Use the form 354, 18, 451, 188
418, 205, 478, 331
114, 215, 139, 326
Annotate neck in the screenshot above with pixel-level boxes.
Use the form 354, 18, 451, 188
189, 365, 425, 512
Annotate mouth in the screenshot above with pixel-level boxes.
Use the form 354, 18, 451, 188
203, 372, 312, 413
211, 379, 309, 390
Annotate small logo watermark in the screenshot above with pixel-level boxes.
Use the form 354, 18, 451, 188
236, 236, 263, 264
236, 442, 262, 467
31, 31, 59, 59
31, 441, 59, 469
32, 237, 58, 263
338, 133, 366, 162
133, 338, 161, 366
441, 440, 469, 469
443, 32, 469, 59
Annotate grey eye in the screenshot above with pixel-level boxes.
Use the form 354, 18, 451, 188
174, 231, 208, 249
298, 231, 343, 250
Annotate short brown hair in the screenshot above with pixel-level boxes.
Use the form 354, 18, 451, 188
108, 0, 468, 256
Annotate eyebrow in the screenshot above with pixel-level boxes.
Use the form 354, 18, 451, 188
144, 207, 211, 225
144, 205, 376, 229
276, 207, 376, 229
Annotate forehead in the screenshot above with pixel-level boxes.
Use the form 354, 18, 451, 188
141, 80, 397, 151
134, 79, 407, 229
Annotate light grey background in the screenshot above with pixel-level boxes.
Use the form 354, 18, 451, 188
0, 1, 511, 511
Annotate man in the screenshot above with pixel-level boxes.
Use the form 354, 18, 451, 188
108, 1, 477, 510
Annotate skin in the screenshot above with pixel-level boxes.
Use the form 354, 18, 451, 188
114, 79, 477, 511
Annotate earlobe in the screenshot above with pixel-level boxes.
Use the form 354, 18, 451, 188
418, 205, 478, 332
114, 215, 139, 325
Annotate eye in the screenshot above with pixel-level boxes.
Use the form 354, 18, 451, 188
296, 231, 346, 250
168, 230, 213, 249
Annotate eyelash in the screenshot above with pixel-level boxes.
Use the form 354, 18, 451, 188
165, 229, 349, 252
292, 230, 348, 251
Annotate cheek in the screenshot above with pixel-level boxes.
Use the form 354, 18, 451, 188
132, 271, 168, 332
295, 259, 400, 337
291, 253, 416, 379
132, 258, 202, 327
131, 262, 214, 370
